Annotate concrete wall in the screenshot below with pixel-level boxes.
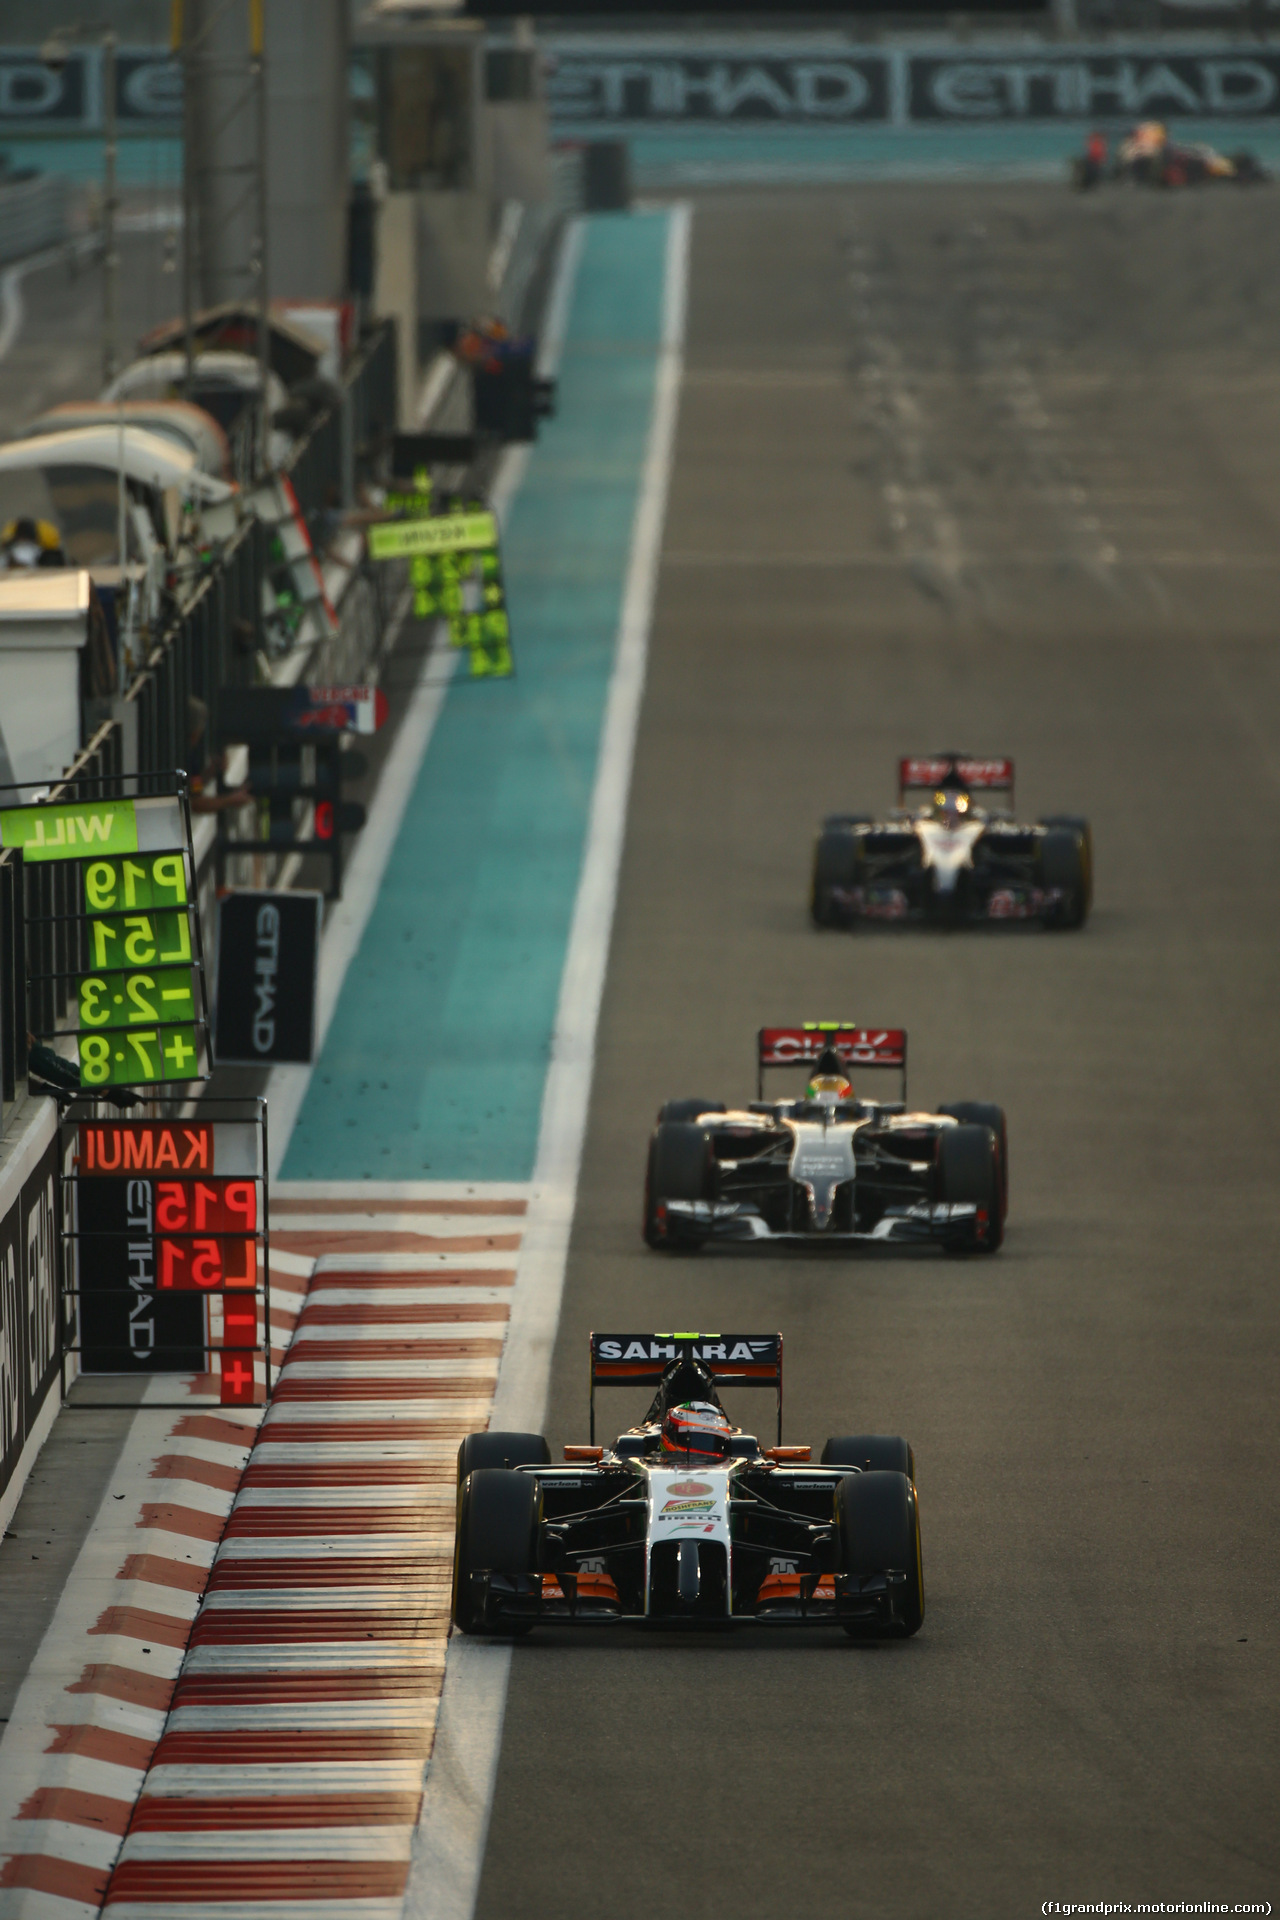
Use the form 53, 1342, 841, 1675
488, 100, 552, 206
0, 1102, 64, 1541
417, 189, 490, 328
186, 0, 349, 308
185, 0, 259, 310
266, 0, 350, 303
374, 192, 418, 427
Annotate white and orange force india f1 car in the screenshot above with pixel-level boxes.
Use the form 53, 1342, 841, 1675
451, 1335, 923, 1638
644, 1025, 1007, 1255
811, 755, 1092, 930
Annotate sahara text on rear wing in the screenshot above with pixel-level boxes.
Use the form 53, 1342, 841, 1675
589, 1332, 783, 1443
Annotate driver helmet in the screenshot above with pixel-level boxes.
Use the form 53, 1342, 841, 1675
805, 1043, 853, 1104
2, 517, 46, 570
661, 1401, 733, 1461
932, 782, 972, 831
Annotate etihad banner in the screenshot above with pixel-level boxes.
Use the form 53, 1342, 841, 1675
11, 39, 1280, 134
545, 44, 1280, 126
548, 55, 889, 124
908, 52, 1280, 119
0, 48, 180, 133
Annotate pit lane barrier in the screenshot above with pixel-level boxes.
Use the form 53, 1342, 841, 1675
0, 182, 573, 1536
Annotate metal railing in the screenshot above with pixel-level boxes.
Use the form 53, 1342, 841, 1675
285, 320, 398, 529
135, 518, 264, 762
0, 849, 28, 1138
345, 322, 398, 480
0, 171, 72, 269
0, 320, 402, 1139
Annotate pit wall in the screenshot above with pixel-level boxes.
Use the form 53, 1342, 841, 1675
0, 1099, 64, 1539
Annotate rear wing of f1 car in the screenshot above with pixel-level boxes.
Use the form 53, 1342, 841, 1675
898, 755, 1014, 808
757, 1023, 907, 1103
589, 1332, 783, 1444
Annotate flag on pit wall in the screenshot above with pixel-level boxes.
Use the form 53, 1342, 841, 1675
220, 1353, 257, 1405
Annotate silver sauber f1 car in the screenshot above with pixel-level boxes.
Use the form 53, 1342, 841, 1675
644, 1024, 1006, 1255
811, 755, 1092, 930
451, 1334, 923, 1638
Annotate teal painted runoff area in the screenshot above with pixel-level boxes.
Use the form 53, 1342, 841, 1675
280, 211, 670, 1183
16, 120, 1280, 189
623, 119, 1280, 183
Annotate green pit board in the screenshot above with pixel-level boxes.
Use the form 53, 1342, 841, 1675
368, 506, 513, 679
2, 789, 210, 1091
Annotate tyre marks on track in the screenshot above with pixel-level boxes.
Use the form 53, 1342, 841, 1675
842, 210, 1161, 618
945, 219, 1170, 610
87, 1184, 524, 1920
846, 234, 974, 616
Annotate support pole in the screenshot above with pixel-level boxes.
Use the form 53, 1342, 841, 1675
102, 30, 119, 386
253, 0, 270, 476
176, 1, 196, 391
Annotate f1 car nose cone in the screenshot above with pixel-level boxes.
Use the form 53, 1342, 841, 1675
916, 817, 984, 894
677, 1538, 701, 1606
804, 1180, 838, 1230
790, 1124, 855, 1231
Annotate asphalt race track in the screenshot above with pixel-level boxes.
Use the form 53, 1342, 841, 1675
474, 186, 1280, 1917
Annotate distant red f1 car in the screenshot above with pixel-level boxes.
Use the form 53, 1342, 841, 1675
1073, 122, 1269, 189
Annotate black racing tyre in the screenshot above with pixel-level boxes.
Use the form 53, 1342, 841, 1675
939, 1102, 1008, 1220
821, 813, 873, 831
643, 1121, 713, 1251
1231, 151, 1267, 184
1038, 825, 1089, 929
457, 1431, 550, 1487
1039, 815, 1093, 911
936, 1122, 1003, 1254
452, 1468, 541, 1636
811, 827, 861, 927
657, 1098, 725, 1125
821, 1434, 915, 1482
836, 1470, 924, 1639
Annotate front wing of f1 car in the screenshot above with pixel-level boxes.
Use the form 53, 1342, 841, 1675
812, 755, 1092, 930
452, 1336, 924, 1638
643, 1026, 1006, 1255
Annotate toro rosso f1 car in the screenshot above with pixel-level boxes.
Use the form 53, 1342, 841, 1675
452, 1333, 923, 1638
644, 1024, 1006, 1255
811, 755, 1091, 930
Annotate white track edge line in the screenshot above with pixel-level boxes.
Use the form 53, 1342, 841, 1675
404, 201, 692, 1920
